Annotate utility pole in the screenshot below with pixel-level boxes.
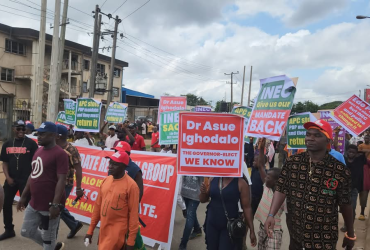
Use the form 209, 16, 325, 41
80, 53, 84, 97
89, 5, 102, 98
225, 71, 239, 112
33, 0, 47, 127
247, 66, 253, 107
241, 65, 246, 105
46, 0, 61, 122
57, 0, 69, 98
106, 15, 120, 106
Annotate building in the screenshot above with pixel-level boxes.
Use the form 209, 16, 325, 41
0, 23, 128, 139
122, 87, 159, 122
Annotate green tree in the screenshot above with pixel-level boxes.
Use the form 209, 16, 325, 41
319, 101, 342, 110
182, 93, 209, 106
291, 101, 319, 114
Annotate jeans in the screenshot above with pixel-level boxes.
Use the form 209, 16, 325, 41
21, 205, 60, 250
351, 188, 359, 221
3, 180, 28, 231
180, 197, 201, 247
60, 185, 79, 231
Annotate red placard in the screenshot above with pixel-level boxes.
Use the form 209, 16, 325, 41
332, 95, 370, 136
365, 89, 370, 103
158, 96, 187, 123
17, 138, 178, 250
177, 112, 244, 177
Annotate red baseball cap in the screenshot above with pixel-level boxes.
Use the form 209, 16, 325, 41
113, 141, 131, 153
304, 119, 333, 140
105, 151, 129, 165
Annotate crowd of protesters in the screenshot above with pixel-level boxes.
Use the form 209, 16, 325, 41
0, 116, 366, 250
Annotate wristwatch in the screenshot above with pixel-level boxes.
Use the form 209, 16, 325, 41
49, 202, 62, 209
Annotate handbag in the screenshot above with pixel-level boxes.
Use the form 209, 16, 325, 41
219, 177, 247, 241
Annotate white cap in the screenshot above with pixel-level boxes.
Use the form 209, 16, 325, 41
108, 125, 116, 130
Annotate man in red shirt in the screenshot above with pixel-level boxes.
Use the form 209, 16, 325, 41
150, 126, 161, 152
127, 123, 146, 151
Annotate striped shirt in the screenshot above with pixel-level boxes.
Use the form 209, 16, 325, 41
255, 184, 286, 230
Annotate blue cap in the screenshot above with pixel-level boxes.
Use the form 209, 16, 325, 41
36, 122, 57, 133
56, 124, 68, 136
26, 123, 35, 131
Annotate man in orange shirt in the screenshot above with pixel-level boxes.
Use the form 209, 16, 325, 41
84, 151, 139, 250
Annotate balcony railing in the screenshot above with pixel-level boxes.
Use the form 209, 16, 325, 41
62, 60, 79, 71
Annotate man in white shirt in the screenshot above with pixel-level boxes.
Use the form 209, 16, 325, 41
141, 122, 147, 139
74, 131, 93, 146
99, 122, 119, 149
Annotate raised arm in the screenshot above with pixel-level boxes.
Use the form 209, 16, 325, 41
257, 138, 267, 183
99, 121, 108, 138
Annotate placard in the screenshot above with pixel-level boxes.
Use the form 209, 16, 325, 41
246, 75, 297, 141
195, 106, 212, 112
159, 111, 179, 145
55, 111, 70, 128
158, 96, 187, 123
232, 106, 252, 143
330, 95, 370, 136
287, 112, 317, 149
75, 98, 102, 132
64, 99, 76, 124
105, 102, 128, 124
320, 110, 346, 154
178, 112, 244, 177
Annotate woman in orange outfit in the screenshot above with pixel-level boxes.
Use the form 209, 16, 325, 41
84, 151, 139, 250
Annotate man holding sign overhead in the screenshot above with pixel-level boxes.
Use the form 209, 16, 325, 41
265, 119, 355, 250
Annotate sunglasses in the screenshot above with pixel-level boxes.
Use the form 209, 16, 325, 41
16, 127, 26, 131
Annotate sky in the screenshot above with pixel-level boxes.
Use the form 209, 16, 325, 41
1, 0, 370, 106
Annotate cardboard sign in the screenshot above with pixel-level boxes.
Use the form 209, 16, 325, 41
320, 110, 346, 154
16, 139, 178, 250
159, 111, 179, 145
63, 99, 76, 125
75, 98, 102, 132
55, 111, 70, 128
105, 102, 128, 124
195, 106, 212, 112
158, 96, 187, 123
232, 106, 252, 143
178, 112, 244, 177
246, 75, 297, 141
330, 95, 370, 136
287, 112, 317, 149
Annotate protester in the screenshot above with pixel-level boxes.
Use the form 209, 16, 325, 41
0, 186, 3, 214
99, 122, 119, 149
150, 126, 161, 152
17, 122, 69, 250
84, 151, 139, 250
340, 144, 369, 232
55, 125, 84, 239
147, 122, 154, 138
277, 132, 287, 168
74, 131, 93, 146
67, 125, 74, 142
358, 134, 370, 221
177, 177, 187, 219
0, 120, 38, 241
249, 141, 264, 216
128, 123, 146, 151
254, 138, 285, 250
160, 145, 173, 154
265, 119, 355, 250
112, 125, 135, 148
179, 176, 204, 250
25, 123, 35, 135
199, 176, 257, 250
141, 122, 147, 139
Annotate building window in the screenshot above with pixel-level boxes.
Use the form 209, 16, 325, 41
113, 87, 119, 97
84, 60, 90, 70
82, 82, 88, 93
5, 39, 25, 55
1, 68, 14, 82
97, 63, 105, 75
113, 68, 121, 77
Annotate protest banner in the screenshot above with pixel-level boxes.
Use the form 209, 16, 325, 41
105, 102, 128, 124
330, 95, 370, 137
232, 106, 252, 143
55, 111, 70, 128
319, 110, 346, 154
16, 138, 178, 250
159, 110, 179, 145
178, 112, 244, 177
63, 99, 76, 124
195, 105, 212, 112
287, 112, 317, 149
75, 98, 102, 132
245, 75, 297, 141
158, 96, 187, 123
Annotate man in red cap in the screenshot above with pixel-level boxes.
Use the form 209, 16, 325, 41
265, 119, 355, 250
84, 151, 139, 250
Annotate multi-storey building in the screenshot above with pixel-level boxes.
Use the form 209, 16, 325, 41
0, 23, 128, 139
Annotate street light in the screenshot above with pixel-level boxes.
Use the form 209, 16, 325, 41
356, 15, 370, 19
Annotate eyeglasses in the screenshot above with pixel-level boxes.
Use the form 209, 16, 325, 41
16, 127, 26, 131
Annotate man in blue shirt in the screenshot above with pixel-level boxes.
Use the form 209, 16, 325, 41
329, 148, 346, 165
